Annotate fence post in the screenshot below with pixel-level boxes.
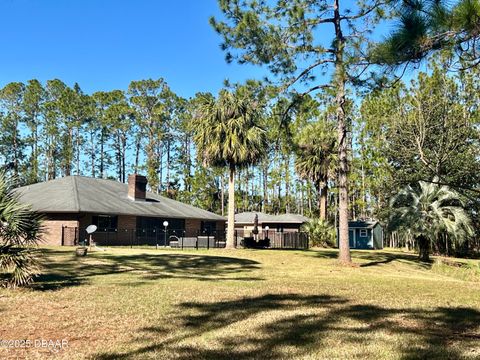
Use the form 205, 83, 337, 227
182, 230, 184, 250
61, 225, 65, 246
207, 233, 210, 250
196, 230, 199, 250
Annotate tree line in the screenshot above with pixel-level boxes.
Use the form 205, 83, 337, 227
0, 78, 336, 219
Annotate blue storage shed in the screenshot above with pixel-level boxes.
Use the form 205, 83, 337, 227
337, 220, 384, 250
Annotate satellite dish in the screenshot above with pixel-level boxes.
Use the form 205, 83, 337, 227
86, 225, 97, 234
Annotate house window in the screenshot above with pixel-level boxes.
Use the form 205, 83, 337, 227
360, 229, 368, 237
136, 217, 185, 231
92, 215, 118, 231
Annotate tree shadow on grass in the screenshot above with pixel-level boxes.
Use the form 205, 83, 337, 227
95, 293, 480, 360
308, 249, 432, 269
31, 249, 262, 291
357, 251, 432, 269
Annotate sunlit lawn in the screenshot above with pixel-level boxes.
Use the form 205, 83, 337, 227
0, 246, 479, 359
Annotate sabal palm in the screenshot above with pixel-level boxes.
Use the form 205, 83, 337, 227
192, 90, 267, 248
0, 172, 43, 287
390, 179, 473, 261
295, 120, 336, 220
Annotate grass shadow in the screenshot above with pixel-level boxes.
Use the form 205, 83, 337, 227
357, 251, 432, 269
94, 293, 480, 359
308, 248, 433, 269
31, 249, 262, 291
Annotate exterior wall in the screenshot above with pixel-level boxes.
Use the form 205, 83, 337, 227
373, 225, 384, 249
118, 215, 137, 229
79, 213, 92, 229
40, 213, 226, 246
42, 219, 79, 246
185, 218, 201, 236
355, 228, 372, 249
216, 220, 226, 232
347, 227, 383, 249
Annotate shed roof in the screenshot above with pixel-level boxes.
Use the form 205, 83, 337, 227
348, 220, 381, 229
15, 176, 225, 221
234, 212, 309, 224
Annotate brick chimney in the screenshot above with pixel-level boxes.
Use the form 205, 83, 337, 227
128, 174, 148, 201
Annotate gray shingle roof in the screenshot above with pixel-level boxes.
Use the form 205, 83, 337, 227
15, 176, 225, 221
234, 212, 309, 224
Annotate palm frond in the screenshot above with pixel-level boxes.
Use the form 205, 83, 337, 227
0, 171, 43, 287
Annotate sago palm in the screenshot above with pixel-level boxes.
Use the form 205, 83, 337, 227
0, 171, 43, 287
295, 120, 336, 220
191, 90, 267, 248
389, 178, 473, 261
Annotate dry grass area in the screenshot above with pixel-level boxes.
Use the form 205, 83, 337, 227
0, 247, 479, 359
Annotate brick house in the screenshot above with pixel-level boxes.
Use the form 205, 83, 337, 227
16, 174, 226, 246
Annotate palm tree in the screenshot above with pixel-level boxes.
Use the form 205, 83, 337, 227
295, 120, 336, 220
0, 171, 43, 287
191, 90, 267, 248
389, 178, 473, 261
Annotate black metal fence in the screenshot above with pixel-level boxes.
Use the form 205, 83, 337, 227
61, 227, 309, 250
62, 227, 226, 249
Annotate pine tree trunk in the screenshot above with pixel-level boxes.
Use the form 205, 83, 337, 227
262, 162, 268, 212
122, 136, 126, 183
100, 129, 105, 178
33, 122, 38, 182
300, 180, 305, 216
166, 137, 171, 193
320, 181, 328, 221
221, 173, 225, 216
66, 128, 72, 177
334, 0, 351, 264
134, 135, 141, 174
184, 135, 191, 192
308, 184, 313, 215
12, 118, 18, 176
285, 156, 290, 213
157, 141, 163, 194
91, 131, 96, 177
76, 128, 80, 175
226, 164, 236, 249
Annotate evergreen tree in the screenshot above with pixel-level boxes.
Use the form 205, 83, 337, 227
211, 0, 390, 263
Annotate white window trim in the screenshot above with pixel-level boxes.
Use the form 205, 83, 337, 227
359, 229, 368, 237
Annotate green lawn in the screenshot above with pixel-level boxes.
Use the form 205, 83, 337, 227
1, 247, 479, 359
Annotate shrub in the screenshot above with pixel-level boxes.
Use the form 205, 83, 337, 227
0, 172, 43, 287
301, 219, 336, 247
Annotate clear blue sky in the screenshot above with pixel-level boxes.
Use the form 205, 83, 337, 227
0, 0, 425, 99
0, 0, 265, 98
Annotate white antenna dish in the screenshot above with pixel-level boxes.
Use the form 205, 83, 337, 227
86, 225, 97, 234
